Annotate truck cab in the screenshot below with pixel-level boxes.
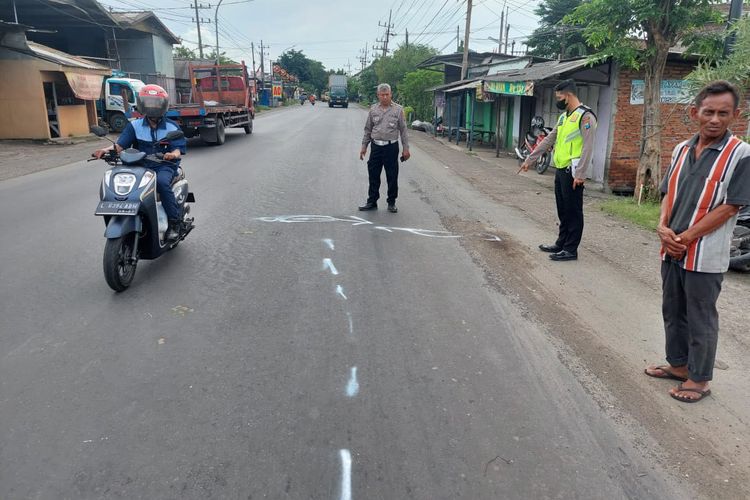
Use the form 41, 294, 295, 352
98, 78, 145, 132
329, 86, 348, 108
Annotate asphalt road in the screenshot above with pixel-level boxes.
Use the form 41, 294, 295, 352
0, 104, 683, 499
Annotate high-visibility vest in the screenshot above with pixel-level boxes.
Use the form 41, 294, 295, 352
553, 106, 591, 169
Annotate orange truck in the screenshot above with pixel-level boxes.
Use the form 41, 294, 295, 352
166, 61, 254, 145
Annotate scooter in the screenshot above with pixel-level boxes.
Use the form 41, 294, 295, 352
729, 206, 750, 272
515, 116, 553, 174
89, 126, 195, 291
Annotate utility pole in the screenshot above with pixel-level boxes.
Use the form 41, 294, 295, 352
504, 23, 510, 55
460, 0, 472, 80
191, 2, 211, 58
214, 0, 224, 64
405, 28, 409, 48
498, 8, 504, 53
260, 39, 265, 90
511, 40, 515, 56
457, 26, 460, 52
724, 0, 744, 56
251, 41, 256, 85
378, 9, 396, 57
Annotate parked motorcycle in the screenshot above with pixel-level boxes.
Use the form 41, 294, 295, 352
515, 116, 553, 174
730, 206, 750, 272
89, 126, 195, 291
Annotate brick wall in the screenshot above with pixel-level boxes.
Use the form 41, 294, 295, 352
608, 63, 748, 191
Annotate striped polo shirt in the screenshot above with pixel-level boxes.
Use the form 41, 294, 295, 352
660, 131, 750, 273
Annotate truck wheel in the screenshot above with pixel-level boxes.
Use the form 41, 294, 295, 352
243, 116, 253, 134
108, 112, 128, 133
215, 118, 226, 145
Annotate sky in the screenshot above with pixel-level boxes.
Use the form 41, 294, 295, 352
96, 0, 543, 73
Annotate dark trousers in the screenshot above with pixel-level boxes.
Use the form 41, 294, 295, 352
661, 259, 723, 382
367, 142, 399, 205
554, 167, 584, 253
155, 165, 179, 220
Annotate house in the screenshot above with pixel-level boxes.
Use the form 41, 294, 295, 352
0, 21, 110, 140
9, 0, 180, 102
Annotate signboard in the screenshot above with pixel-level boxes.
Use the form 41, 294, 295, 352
484, 80, 534, 97
65, 72, 103, 100
630, 80, 691, 105
272, 84, 282, 98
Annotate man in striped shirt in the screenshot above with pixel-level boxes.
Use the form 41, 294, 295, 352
645, 81, 750, 403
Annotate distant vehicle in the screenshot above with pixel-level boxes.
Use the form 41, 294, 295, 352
163, 61, 255, 146
328, 75, 348, 108
97, 77, 145, 132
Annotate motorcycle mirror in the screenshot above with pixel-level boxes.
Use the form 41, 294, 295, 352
90, 125, 109, 137
163, 130, 185, 141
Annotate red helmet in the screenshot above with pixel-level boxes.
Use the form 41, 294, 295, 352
137, 84, 169, 119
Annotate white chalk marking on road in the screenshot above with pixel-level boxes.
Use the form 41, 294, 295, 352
389, 227, 461, 238
323, 258, 339, 275
346, 312, 353, 335
323, 238, 335, 250
375, 226, 393, 233
346, 366, 359, 397
348, 215, 373, 226
339, 449, 352, 500
336, 285, 348, 300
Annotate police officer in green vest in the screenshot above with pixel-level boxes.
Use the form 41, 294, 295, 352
521, 79, 597, 261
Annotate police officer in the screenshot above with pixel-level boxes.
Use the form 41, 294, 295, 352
94, 84, 186, 241
359, 83, 410, 213
521, 79, 597, 261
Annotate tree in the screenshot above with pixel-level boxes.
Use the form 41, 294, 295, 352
204, 50, 237, 65
687, 16, 750, 90
374, 44, 438, 96
526, 0, 590, 59
398, 69, 443, 120
173, 46, 197, 59
277, 49, 329, 93
568, 0, 721, 197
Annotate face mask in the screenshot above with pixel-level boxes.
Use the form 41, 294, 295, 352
556, 99, 568, 110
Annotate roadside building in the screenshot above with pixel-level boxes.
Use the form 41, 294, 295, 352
0, 21, 110, 140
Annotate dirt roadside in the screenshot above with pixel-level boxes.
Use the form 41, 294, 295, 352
407, 130, 750, 499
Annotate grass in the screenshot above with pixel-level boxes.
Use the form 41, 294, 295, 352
599, 197, 661, 231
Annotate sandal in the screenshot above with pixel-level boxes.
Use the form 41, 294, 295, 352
670, 384, 711, 403
644, 365, 688, 382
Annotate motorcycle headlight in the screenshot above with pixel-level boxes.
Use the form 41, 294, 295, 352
113, 173, 137, 195
138, 171, 155, 188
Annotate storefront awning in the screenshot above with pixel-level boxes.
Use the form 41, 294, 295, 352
445, 81, 481, 93
65, 72, 103, 100
483, 80, 534, 96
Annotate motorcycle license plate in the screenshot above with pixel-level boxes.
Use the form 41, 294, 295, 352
95, 201, 140, 216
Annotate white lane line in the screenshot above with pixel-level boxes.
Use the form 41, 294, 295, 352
323, 258, 339, 275
346, 312, 353, 335
323, 238, 335, 250
340, 449, 352, 500
336, 285, 348, 300
346, 367, 359, 397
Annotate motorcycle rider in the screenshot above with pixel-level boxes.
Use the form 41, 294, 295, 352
94, 84, 186, 241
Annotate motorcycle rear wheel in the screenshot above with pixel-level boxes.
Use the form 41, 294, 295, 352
103, 234, 138, 292
536, 152, 551, 174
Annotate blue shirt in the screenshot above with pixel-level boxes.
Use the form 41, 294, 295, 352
117, 117, 187, 168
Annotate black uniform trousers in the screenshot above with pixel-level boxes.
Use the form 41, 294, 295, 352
367, 142, 399, 205
554, 166, 584, 253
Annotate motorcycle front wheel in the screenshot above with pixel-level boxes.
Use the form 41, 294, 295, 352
536, 152, 551, 174
103, 233, 138, 292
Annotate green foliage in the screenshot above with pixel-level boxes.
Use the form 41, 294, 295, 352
277, 49, 329, 92
354, 65, 379, 103
398, 70, 443, 121
599, 198, 661, 231
526, 0, 591, 59
687, 16, 750, 91
374, 44, 438, 95
204, 50, 238, 65
566, 0, 721, 70
173, 46, 197, 59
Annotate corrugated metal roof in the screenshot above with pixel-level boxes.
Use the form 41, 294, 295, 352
483, 58, 592, 83
25, 41, 111, 72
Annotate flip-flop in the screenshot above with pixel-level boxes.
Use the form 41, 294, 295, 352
670, 384, 711, 403
644, 365, 688, 382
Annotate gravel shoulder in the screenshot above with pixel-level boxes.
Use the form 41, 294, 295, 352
408, 130, 750, 499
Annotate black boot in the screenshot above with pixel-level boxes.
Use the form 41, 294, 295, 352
166, 219, 180, 241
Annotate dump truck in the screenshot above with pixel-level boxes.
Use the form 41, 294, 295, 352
328, 74, 348, 108
165, 62, 254, 145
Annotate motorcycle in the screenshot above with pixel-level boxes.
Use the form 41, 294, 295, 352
515, 115, 553, 174
729, 206, 750, 272
89, 126, 195, 291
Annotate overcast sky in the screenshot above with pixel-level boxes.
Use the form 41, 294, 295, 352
97, 0, 542, 73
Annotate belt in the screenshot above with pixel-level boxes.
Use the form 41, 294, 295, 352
372, 139, 397, 146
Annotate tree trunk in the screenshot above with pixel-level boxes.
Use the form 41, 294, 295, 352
636, 31, 671, 200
